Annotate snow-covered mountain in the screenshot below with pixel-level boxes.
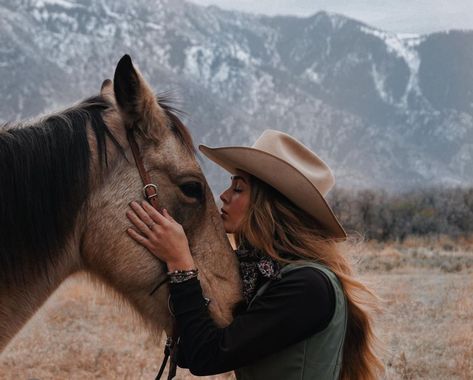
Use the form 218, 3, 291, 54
1, 0, 472, 192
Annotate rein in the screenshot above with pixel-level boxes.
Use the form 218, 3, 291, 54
126, 128, 179, 380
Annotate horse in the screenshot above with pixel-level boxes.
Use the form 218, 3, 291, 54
0, 55, 242, 353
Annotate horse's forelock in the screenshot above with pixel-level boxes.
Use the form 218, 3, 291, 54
157, 95, 196, 156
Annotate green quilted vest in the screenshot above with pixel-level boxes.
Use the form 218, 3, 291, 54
235, 262, 347, 380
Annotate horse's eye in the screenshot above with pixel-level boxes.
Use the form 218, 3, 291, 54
179, 181, 204, 201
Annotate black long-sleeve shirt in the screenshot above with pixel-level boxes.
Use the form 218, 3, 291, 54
169, 267, 336, 376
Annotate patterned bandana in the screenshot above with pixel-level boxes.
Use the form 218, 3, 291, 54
235, 244, 281, 304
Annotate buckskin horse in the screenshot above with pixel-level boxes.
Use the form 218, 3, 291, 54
0, 55, 242, 356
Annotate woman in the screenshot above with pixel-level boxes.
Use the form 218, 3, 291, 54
126, 130, 383, 379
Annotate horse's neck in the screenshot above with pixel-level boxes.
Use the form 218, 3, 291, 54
0, 245, 79, 352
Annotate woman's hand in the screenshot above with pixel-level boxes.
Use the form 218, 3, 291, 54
126, 201, 195, 271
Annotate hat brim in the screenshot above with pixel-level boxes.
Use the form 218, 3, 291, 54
199, 144, 347, 240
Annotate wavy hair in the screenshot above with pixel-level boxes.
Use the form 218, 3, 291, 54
234, 175, 384, 380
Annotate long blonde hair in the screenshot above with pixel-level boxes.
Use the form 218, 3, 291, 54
235, 175, 384, 380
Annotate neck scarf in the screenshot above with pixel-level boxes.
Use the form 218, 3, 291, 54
235, 244, 281, 304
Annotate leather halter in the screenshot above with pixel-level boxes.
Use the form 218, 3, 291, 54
126, 128, 160, 210
126, 127, 179, 380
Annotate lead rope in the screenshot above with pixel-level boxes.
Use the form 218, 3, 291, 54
126, 127, 180, 380
155, 322, 179, 380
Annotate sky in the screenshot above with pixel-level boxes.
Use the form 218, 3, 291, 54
188, 0, 473, 35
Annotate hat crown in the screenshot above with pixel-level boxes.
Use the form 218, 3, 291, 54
252, 130, 334, 196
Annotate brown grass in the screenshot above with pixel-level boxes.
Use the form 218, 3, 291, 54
0, 274, 234, 379
1, 238, 472, 379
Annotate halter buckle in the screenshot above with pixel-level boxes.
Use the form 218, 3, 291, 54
143, 183, 158, 200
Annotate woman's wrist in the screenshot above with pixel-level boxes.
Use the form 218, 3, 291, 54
167, 268, 199, 284
167, 254, 198, 284
166, 255, 196, 272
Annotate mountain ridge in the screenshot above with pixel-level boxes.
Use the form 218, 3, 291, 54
1, 0, 472, 193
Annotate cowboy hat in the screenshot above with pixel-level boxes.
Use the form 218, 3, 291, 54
199, 130, 347, 239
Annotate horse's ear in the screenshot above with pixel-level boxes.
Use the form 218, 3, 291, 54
101, 78, 112, 91
100, 79, 115, 104
113, 55, 140, 122
113, 55, 167, 136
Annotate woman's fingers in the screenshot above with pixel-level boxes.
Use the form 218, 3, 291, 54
129, 200, 171, 227
126, 202, 192, 264
126, 208, 154, 236
142, 201, 168, 224
129, 201, 157, 226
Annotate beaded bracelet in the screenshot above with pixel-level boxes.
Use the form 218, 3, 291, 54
167, 268, 199, 284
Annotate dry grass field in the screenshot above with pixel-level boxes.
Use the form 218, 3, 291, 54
1, 235, 472, 379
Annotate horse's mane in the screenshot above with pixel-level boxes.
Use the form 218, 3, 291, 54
0, 96, 120, 285
0, 93, 193, 286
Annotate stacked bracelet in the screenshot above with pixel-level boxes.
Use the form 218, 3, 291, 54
167, 268, 199, 284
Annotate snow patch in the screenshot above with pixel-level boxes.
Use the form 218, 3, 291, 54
361, 26, 425, 107
230, 43, 253, 66
184, 45, 215, 82
361, 26, 416, 65
145, 22, 164, 31
371, 65, 393, 104
324, 11, 347, 30
100, 0, 121, 19
34, 0, 83, 10
213, 62, 230, 82
303, 67, 322, 84
398, 33, 421, 40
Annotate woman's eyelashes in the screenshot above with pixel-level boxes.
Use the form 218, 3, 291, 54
231, 179, 244, 193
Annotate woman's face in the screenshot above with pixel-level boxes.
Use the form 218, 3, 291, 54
219, 169, 251, 233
